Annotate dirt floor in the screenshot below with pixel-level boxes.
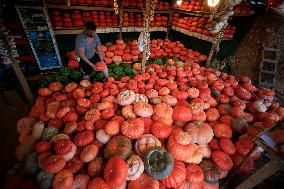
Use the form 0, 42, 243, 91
0, 91, 29, 186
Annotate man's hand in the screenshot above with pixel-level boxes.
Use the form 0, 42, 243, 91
90, 63, 97, 71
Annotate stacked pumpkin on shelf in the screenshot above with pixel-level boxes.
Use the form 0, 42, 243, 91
122, 13, 143, 27
50, 10, 119, 28
150, 14, 169, 27
172, 14, 236, 39
70, 0, 114, 6
155, 0, 171, 10
233, 1, 254, 15
121, 0, 143, 8
174, 0, 210, 12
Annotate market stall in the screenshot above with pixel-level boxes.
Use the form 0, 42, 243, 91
1, 0, 284, 189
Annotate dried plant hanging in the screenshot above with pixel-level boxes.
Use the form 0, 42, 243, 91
114, 0, 120, 14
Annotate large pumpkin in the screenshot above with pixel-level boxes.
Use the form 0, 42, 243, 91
172, 106, 192, 122
161, 161, 186, 188
128, 173, 159, 189
184, 121, 214, 145
104, 135, 132, 160
199, 160, 221, 184
103, 156, 128, 188
126, 155, 144, 181
121, 118, 145, 139
144, 147, 174, 179
167, 131, 199, 161
135, 134, 161, 157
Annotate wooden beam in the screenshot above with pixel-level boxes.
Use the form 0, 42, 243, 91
235, 159, 284, 189
11, 58, 34, 104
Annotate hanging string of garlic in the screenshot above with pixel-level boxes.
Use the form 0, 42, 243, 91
114, 0, 119, 14
143, 0, 156, 60
210, 0, 242, 33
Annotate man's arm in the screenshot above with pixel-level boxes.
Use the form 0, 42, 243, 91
96, 45, 104, 62
77, 48, 96, 70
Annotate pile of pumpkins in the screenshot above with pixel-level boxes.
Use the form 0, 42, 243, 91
174, 0, 210, 12
5, 57, 284, 189
172, 14, 236, 39
121, 13, 168, 27
70, 0, 114, 6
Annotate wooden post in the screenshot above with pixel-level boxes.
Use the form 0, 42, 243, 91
166, 0, 174, 39
206, 42, 217, 66
141, 0, 151, 73
235, 159, 284, 189
11, 58, 34, 104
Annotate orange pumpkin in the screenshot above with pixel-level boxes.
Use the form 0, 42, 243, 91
42, 155, 66, 173
186, 163, 204, 183
52, 169, 73, 189
167, 131, 199, 161
112, 55, 122, 64
133, 102, 154, 117
128, 173, 159, 189
87, 177, 109, 189
104, 156, 128, 188
122, 105, 137, 119
161, 161, 186, 188
184, 121, 214, 145
172, 106, 192, 122
105, 120, 120, 136
133, 63, 142, 71
94, 62, 106, 72
80, 144, 98, 163
135, 134, 161, 156
151, 121, 172, 139
121, 118, 144, 139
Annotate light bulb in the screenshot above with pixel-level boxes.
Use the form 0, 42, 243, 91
176, 0, 182, 6
208, 0, 220, 7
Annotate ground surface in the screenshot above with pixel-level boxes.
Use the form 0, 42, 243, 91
0, 91, 29, 186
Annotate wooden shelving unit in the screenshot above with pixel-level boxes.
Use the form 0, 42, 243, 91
173, 8, 211, 17
53, 26, 167, 35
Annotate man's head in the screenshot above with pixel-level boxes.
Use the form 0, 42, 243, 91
85, 22, 97, 37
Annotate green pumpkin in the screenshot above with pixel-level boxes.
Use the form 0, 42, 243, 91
25, 152, 39, 175
144, 147, 174, 179
36, 170, 54, 189
232, 118, 248, 134
210, 87, 220, 97
199, 160, 221, 184
104, 135, 132, 160
42, 127, 59, 141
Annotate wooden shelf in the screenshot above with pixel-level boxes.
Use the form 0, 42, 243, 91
46, 4, 115, 11
171, 26, 214, 43
54, 27, 167, 35
174, 8, 211, 17
46, 4, 169, 13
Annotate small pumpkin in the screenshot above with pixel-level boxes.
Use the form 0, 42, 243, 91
80, 144, 99, 163
161, 161, 186, 188
172, 106, 192, 122
219, 138, 236, 155
54, 139, 73, 155
161, 95, 178, 107
186, 163, 204, 183
32, 121, 45, 140
121, 118, 144, 139
87, 156, 104, 177
42, 127, 59, 141
42, 155, 66, 173
167, 131, 199, 161
151, 121, 172, 139
198, 144, 212, 159
126, 155, 144, 181
199, 160, 221, 184
146, 89, 159, 99
135, 134, 161, 157
213, 123, 232, 139
134, 102, 154, 117
104, 156, 128, 188
74, 131, 94, 147
104, 135, 132, 160
62, 143, 77, 161
212, 150, 233, 171
144, 147, 174, 179
117, 90, 136, 106
95, 62, 106, 71
105, 120, 120, 136
36, 170, 54, 189
122, 105, 137, 119
71, 174, 90, 189
65, 157, 83, 174
134, 94, 148, 103
25, 152, 39, 175
184, 121, 214, 145
52, 169, 73, 189
87, 177, 109, 189
96, 129, 111, 144
128, 173, 159, 189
